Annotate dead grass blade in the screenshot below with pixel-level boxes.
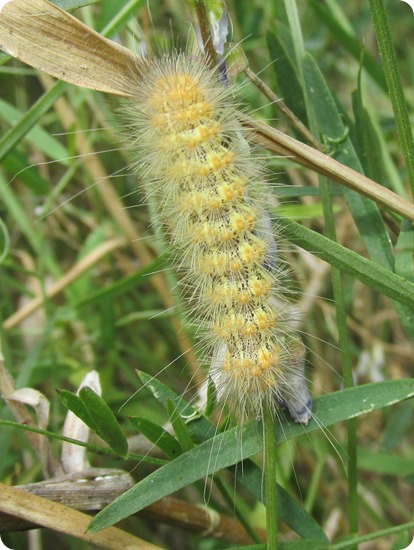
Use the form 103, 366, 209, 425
0, 482, 165, 549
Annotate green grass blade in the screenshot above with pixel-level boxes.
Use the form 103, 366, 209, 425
309, 0, 387, 91
2, 153, 50, 194
368, 0, 414, 198
78, 387, 129, 457
357, 448, 414, 476
0, 98, 69, 163
0, 218, 10, 264
263, 407, 278, 548
58, 389, 101, 434
98, 0, 146, 35
352, 82, 387, 191
75, 255, 166, 307
166, 398, 194, 453
89, 379, 414, 532
136, 371, 216, 442
380, 403, 413, 452
331, 520, 414, 549
128, 417, 182, 458
302, 52, 394, 270
0, 80, 67, 164
137, 372, 328, 540
266, 30, 307, 124
353, 82, 414, 339
277, 217, 414, 308
59, 388, 129, 457
396, 220, 414, 282
0, 173, 41, 252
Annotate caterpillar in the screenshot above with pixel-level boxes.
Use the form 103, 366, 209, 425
121, 52, 312, 424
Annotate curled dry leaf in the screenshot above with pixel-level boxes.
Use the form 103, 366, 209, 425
7, 388, 50, 471
7, 388, 50, 431
61, 370, 102, 474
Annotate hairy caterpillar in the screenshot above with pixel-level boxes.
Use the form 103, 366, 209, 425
121, 52, 312, 424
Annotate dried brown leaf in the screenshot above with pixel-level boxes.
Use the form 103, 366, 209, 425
0, 0, 136, 96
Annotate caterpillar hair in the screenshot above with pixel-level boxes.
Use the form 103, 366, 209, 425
121, 52, 312, 423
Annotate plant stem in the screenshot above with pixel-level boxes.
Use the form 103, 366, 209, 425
263, 406, 278, 549
244, 67, 321, 149
331, 519, 414, 549
368, 0, 414, 199
193, 0, 217, 67
282, 3, 359, 535
319, 177, 358, 539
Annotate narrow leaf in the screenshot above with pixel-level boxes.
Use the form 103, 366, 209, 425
277, 217, 414, 309
2, 153, 50, 194
368, 0, 414, 197
79, 387, 128, 457
0, 98, 69, 163
136, 371, 216, 443
58, 389, 102, 436
137, 373, 326, 540
0, 80, 67, 164
166, 398, 194, 453
357, 448, 414, 476
302, 53, 394, 270
309, 0, 386, 91
89, 380, 414, 531
267, 30, 307, 124
380, 403, 414, 451
75, 255, 166, 307
353, 83, 414, 339
396, 220, 414, 282
129, 417, 182, 458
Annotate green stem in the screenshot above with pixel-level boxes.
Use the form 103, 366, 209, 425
193, 0, 217, 66
331, 519, 414, 549
320, 175, 358, 539
282, 2, 359, 536
0, 418, 167, 466
263, 407, 278, 549
368, 0, 414, 199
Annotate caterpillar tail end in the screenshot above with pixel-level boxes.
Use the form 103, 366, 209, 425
210, 337, 312, 425
282, 370, 312, 425
280, 338, 312, 425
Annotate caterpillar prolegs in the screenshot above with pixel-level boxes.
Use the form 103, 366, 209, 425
123, 53, 312, 423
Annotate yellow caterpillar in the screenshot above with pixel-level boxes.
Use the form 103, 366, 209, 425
122, 53, 312, 422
